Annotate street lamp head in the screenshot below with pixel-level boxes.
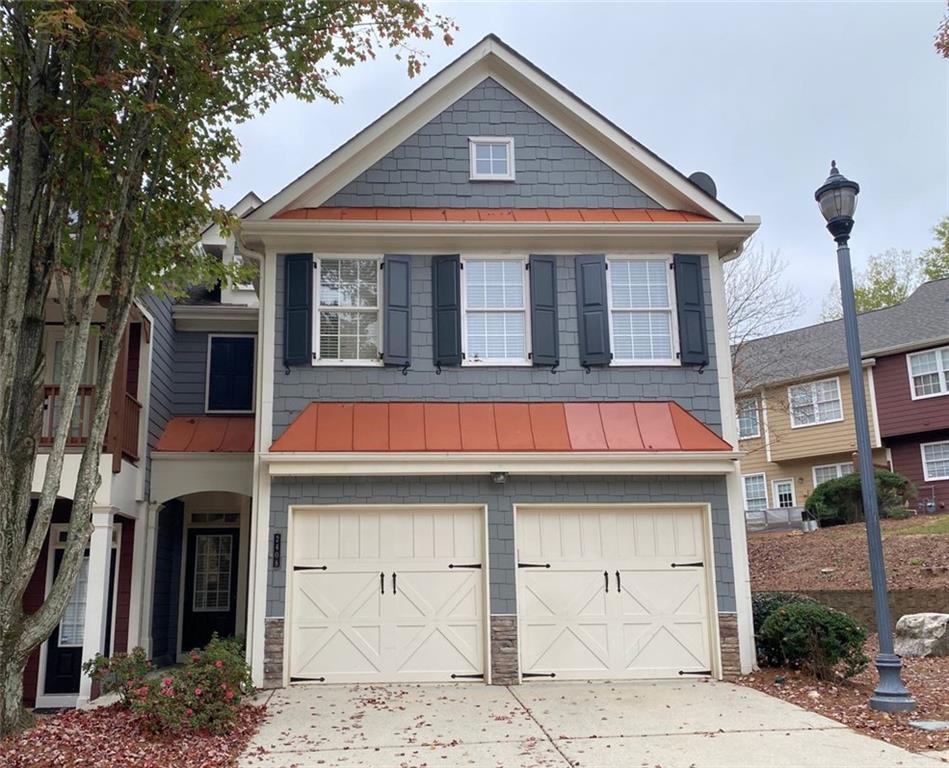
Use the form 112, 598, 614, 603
815, 161, 860, 243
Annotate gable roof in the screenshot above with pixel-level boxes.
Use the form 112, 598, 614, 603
248, 35, 748, 224
734, 278, 949, 392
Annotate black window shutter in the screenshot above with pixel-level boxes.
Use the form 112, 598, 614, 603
208, 336, 255, 412
575, 255, 611, 366
431, 254, 462, 367
673, 254, 709, 366
529, 255, 559, 367
382, 254, 412, 367
284, 253, 312, 366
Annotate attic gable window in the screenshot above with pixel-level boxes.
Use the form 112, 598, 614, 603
469, 137, 515, 181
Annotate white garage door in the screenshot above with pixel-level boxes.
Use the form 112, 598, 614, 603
289, 506, 485, 683
517, 506, 712, 680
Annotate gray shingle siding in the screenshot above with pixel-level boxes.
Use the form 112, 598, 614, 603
266, 475, 734, 617
325, 78, 661, 210
139, 294, 176, 499
272, 254, 720, 439
172, 331, 209, 414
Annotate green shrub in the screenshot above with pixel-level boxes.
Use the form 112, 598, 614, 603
86, 635, 254, 734
804, 469, 915, 526
83, 646, 152, 706
751, 591, 817, 633
758, 602, 868, 680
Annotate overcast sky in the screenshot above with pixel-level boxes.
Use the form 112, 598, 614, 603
217, 1, 948, 327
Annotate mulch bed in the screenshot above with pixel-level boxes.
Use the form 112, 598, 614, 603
749, 515, 949, 592
738, 637, 949, 753
0, 702, 267, 768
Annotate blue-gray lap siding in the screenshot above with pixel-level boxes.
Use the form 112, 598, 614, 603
266, 475, 735, 618
324, 78, 661, 210
271, 253, 721, 438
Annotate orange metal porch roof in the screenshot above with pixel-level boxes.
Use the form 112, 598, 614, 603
155, 416, 255, 453
269, 402, 730, 453
271, 207, 717, 224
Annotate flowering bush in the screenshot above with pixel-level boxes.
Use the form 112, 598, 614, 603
83, 646, 152, 706
86, 636, 254, 734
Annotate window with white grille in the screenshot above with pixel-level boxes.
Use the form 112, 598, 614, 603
608, 258, 676, 364
469, 137, 514, 180
193, 534, 233, 612
789, 378, 843, 427
742, 474, 768, 511
922, 441, 949, 481
812, 462, 854, 486
59, 557, 89, 647
462, 259, 528, 364
908, 347, 949, 399
314, 257, 381, 363
737, 398, 760, 439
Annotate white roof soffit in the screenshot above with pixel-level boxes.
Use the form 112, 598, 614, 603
248, 35, 750, 225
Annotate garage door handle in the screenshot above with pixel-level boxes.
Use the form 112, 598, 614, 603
380, 572, 385, 594
449, 563, 482, 569
603, 571, 609, 593
615, 570, 621, 592
518, 562, 551, 569
671, 561, 704, 568
392, 572, 397, 594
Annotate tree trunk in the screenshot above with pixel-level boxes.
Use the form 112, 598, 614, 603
0, 650, 32, 735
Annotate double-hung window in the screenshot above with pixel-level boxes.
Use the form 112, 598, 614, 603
812, 462, 854, 486
737, 398, 760, 439
314, 257, 381, 364
608, 257, 677, 365
742, 474, 768, 512
788, 377, 842, 427
469, 137, 515, 180
922, 441, 949, 481
462, 258, 529, 364
907, 346, 949, 399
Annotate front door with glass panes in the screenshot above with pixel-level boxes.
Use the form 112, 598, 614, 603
773, 479, 796, 509
44, 525, 117, 695
182, 526, 239, 653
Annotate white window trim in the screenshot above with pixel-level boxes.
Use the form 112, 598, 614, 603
606, 254, 680, 367
312, 254, 384, 367
921, 440, 949, 482
788, 376, 844, 429
737, 397, 760, 440
741, 473, 769, 511
205, 334, 256, 415
772, 478, 797, 508
811, 462, 853, 487
460, 253, 532, 366
468, 136, 515, 181
191, 532, 234, 614
906, 345, 949, 401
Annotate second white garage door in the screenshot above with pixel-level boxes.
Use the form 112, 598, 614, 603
517, 505, 713, 680
289, 506, 485, 683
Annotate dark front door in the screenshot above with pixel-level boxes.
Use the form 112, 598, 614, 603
182, 528, 239, 654
44, 547, 117, 695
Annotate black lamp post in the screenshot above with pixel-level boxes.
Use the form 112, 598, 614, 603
814, 162, 916, 713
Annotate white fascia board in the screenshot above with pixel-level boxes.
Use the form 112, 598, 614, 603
263, 451, 740, 477
248, 36, 754, 225
240, 219, 759, 259
172, 304, 259, 333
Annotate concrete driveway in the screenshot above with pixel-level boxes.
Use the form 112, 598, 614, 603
240, 680, 943, 768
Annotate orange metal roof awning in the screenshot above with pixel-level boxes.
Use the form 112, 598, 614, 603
155, 416, 255, 453
271, 207, 717, 224
269, 402, 730, 453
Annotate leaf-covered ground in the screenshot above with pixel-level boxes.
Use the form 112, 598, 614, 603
0, 702, 267, 768
739, 637, 949, 753
749, 514, 949, 592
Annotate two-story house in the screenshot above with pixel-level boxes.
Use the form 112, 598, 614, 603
734, 278, 949, 519
22, 192, 261, 708
231, 35, 759, 687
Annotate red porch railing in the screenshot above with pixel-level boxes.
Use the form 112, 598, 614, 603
40, 385, 142, 464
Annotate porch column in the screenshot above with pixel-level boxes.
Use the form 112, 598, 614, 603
77, 507, 114, 707
134, 502, 161, 658
125, 502, 150, 651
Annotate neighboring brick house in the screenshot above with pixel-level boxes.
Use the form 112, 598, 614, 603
734, 278, 949, 519
237, 34, 760, 686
